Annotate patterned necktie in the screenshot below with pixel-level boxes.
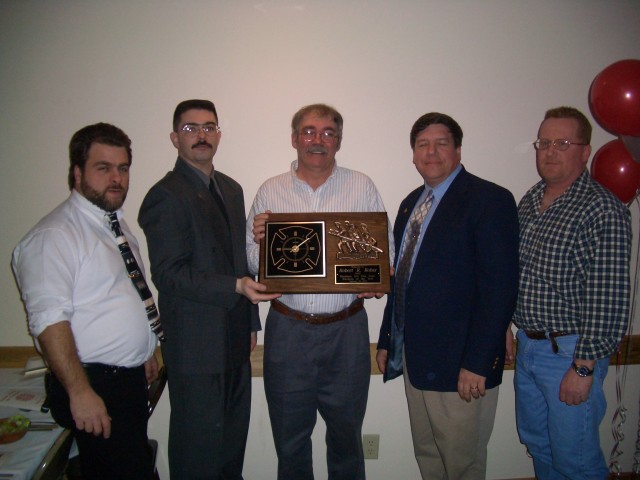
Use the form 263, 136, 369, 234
106, 212, 165, 342
394, 190, 434, 329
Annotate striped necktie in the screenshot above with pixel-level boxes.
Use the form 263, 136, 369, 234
106, 212, 165, 342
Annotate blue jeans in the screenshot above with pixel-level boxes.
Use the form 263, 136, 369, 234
514, 330, 609, 480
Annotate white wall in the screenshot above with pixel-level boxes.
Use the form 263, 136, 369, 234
2, 1, 640, 478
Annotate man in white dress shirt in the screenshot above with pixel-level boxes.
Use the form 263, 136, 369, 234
12, 123, 159, 479
247, 103, 392, 480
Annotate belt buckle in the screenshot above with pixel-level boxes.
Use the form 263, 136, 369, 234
304, 313, 317, 323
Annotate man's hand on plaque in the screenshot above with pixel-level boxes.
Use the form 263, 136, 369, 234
252, 210, 272, 243
236, 276, 281, 304
357, 264, 394, 298
357, 292, 386, 299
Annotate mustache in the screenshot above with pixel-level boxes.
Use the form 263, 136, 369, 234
192, 141, 212, 149
306, 145, 328, 154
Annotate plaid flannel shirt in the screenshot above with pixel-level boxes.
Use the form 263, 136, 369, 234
513, 170, 632, 360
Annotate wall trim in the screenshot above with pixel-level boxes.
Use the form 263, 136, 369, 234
1, 335, 638, 376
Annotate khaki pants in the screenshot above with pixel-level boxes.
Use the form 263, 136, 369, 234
404, 372, 499, 480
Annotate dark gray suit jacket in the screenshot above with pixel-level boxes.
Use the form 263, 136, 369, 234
138, 158, 259, 375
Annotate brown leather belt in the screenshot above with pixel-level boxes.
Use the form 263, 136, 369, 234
524, 330, 571, 353
270, 299, 364, 325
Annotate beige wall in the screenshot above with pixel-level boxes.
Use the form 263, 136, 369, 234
2, 1, 640, 478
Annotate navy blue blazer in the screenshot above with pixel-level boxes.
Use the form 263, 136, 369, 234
138, 158, 259, 376
377, 166, 518, 392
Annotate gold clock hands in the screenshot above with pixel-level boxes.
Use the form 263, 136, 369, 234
289, 235, 313, 254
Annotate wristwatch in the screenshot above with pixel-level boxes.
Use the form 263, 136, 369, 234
571, 361, 594, 377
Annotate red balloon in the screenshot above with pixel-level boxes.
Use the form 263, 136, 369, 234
591, 139, 640, 204
589, 59, 640, 136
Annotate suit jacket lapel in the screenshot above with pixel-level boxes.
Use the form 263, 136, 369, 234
173, 159, 234, 262
416, 167, 470, 259
394, 187, 424, 265
216, 173, 245, 273
405, 167, 470, 283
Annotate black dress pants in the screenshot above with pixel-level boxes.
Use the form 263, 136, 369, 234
167, 360, 252, 480
47, 364, 154, 480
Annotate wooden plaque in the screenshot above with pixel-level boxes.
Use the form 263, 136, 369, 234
259, 212, 391, 293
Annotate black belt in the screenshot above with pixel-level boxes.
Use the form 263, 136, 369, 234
523, 330, 571, 353
81, 363, 142, 375
270, 299, 364, 325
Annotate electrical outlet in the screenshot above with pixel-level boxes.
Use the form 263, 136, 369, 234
362, 434, 380, 459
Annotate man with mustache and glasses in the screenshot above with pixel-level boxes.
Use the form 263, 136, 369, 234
247, 103, 393, 480
139, 99, 278, 479
12, 123, 159, 479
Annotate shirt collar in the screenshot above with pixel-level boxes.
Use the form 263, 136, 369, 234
532, 169, 590, 205
427, 163, 462, 201
70, 189, 125, 229
289, 159, 339, 188
178, 157, 216, 188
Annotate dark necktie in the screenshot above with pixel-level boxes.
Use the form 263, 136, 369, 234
209, 179, 229, 225
394, 190, 434, 329
106, 212, 165, 342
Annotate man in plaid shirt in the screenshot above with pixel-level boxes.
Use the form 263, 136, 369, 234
512, 106, 631, 479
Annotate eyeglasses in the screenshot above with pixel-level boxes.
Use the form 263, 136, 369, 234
533, 138, 588, 151
180, 123, 221, 136
298, 128, 339, 142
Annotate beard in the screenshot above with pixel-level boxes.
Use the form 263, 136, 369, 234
80, 178, 127, 212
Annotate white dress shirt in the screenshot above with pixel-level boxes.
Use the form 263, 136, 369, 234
246, 160, 394, 314
12, 190, 156, 367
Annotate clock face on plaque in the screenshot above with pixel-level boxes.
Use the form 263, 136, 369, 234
266, 222, 325, 277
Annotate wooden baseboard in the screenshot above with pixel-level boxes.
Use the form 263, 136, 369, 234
608, 334, 640, 366
1, 335, 639, 377
0, 346, 42, 368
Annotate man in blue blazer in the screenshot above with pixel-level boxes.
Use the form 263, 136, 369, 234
139, 100, 279, 479
377, 112, 519, 479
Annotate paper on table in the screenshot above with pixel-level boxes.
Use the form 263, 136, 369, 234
22, 357, 47, 378
0, 389, 46, 411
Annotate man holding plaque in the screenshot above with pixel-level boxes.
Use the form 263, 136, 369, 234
247, 103, 393, 480
377, 112, 518, 479
139, 99, 278, 479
